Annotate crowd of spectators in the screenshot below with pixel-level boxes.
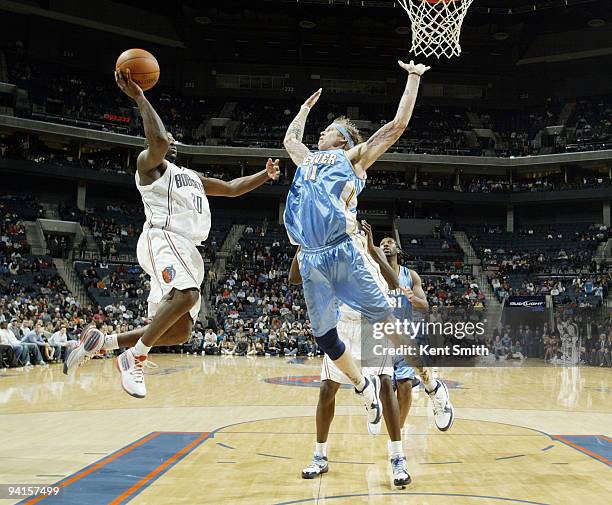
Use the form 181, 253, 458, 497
0, 187, 609, 369
3, 132, 611, 195
469, 223, 611, 307
208, 225, 318, 356
5, 47, 612, 157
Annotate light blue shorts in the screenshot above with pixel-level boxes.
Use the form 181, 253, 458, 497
299, 235, 393, 337
393, 356, 417, 382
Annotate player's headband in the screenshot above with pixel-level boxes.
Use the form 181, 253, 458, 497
332, 123, 355, 149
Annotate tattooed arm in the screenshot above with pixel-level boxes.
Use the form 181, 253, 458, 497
348, 61, 430, 172
283, 89, 321, 166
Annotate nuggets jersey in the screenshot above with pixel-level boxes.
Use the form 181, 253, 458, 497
390, 266, 414, 323
136, 161, 211, 245
284, 149, 365, 249
338, 264, 413, 322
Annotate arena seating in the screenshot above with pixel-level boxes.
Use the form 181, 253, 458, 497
400, 234, 462, 262
5, 50, 612, 157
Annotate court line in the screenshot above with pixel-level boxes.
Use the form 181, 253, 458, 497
552, 435, 611, 466
422, 461, 463, 464
221, 430, 543, 437
216, 442, 236, 449
19, 432, 161, 505
211, 414, 559, 442
495, 454, 526, 461
108, 431, 210, 505
273, 491, 551, 505
257, 452, 293, 460
3, 405, 610, 415
327, 460, 373, 465
541, 445, 555, 451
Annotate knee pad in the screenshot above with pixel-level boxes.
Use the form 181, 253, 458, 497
316, 328, 346, 360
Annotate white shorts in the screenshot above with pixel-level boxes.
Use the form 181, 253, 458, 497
137, 228, 204, 321
321, 318, 393, 385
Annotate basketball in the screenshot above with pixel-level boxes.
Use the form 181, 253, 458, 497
115, 48, 160, 91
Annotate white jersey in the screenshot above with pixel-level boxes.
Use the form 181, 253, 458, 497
136, 161, 211, 245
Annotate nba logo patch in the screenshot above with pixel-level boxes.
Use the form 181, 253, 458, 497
162, 265, 176, 283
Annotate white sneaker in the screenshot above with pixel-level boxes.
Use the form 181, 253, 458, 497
63, 325, 105, 375
368, 391, 383, 435
116, 349, 147, 398
390, 455, 411, 488
426, 379, 454, 431
301, 454, 328, 479
356, 374, 382, 426
368, 418, 382, 435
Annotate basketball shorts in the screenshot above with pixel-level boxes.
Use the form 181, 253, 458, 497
298, 234, 393, 337
321, 317, 394, 384
137, 228, 204, 321
393, 355, 417, 382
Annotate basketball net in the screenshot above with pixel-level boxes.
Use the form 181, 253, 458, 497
398, 0, 475, 59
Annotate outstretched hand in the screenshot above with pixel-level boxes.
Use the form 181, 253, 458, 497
302, 88, 322, 109
398, 60, 430, 76
266, 158, 281, 180
361, 220, 375, 251
115, 68, 144, 101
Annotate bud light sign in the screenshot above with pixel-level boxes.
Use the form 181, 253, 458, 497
507, 296, 545, 311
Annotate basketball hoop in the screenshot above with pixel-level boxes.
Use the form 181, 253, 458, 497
398, 0, 475, 59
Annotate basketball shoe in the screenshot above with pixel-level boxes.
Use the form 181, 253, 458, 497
390, 455, 411, 488
301, 454, 329, 479
116, 349, 147, 398
426, 379, 454, 431
356, 374, 382, 426
63, 325, 105, 375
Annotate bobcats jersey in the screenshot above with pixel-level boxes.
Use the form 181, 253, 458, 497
284, 149, 365, 249
137, 161, 211, 245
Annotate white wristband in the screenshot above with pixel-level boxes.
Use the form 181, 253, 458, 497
301, 105, 311, 112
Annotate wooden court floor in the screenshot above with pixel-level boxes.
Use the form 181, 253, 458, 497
0, 355, 610, 505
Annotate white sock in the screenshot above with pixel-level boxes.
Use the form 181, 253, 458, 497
104, 334, 119, 350
315, 442, 327, 457
356, 376, 367, 392
388, 440, 404, 457
423, 373, 437, 392
132, 338, 151, 357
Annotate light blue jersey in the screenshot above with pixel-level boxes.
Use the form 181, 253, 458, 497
284, 149, 392, 338
284, 149, 365, 250
393, 265, 417, 381
390, 266, 414, 323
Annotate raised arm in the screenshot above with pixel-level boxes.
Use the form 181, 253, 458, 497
200, 159, 280, 197
361, 220, 400, 289
348, 61, 430, 172
115, 69, 170, 182
283, 89, 321, 165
